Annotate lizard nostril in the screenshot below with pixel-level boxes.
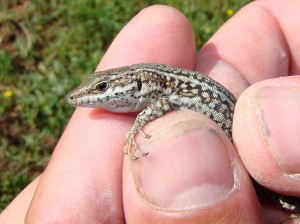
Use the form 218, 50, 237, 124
68, 93, 75, 100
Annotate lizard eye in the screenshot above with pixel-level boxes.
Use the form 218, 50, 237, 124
95, 82, 108, 92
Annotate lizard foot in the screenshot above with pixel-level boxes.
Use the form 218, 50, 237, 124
123, 139, 149, 160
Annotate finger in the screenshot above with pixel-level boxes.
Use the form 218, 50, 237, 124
24, 5, 196, 224
98, 6, 196, 69
0, 177, 39, 224
123, 111, 261, 223
196, 0, 300, 96
233, 76, 300, 196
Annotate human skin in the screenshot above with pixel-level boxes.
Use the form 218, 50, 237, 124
1, 0, 300, 223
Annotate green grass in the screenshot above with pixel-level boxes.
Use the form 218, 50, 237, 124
0, 0, 251, 210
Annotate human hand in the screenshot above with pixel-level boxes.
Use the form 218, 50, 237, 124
1, 1, 300, 223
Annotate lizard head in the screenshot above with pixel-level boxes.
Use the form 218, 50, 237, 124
67, 65, 147, 112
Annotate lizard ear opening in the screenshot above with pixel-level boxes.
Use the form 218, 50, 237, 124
137, 79, 142, 91
95, 81, 108, 92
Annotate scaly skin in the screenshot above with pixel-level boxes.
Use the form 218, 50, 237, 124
67, 63, 236, 158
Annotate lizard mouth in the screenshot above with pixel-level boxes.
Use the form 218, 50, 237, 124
66, 94, 97, 107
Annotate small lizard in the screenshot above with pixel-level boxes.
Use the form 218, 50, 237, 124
67, 63, 300, 222
67, 63, 236, 159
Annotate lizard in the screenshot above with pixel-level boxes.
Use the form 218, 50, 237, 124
67, 63, 300, 222
67, 63, 235, 158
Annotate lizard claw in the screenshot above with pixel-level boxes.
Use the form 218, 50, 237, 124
123, 138, 149, 160
138, 128, 151, 139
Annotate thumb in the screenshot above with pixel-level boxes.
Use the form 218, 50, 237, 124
122, 111, 261, 223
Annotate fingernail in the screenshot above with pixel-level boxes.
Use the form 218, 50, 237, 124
130, 120, 234, 210
254, 86, 300, 174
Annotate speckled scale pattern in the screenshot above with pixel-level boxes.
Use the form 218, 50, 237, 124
68, 63, 236, 159
135, 64, 236, 138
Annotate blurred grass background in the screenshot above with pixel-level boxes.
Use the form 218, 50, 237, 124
0, 0, 251, 210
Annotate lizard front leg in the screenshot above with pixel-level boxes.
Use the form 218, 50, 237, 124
124, 99, 173, 160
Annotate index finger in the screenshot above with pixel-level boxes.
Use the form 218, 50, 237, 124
22, 5, 197, 224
